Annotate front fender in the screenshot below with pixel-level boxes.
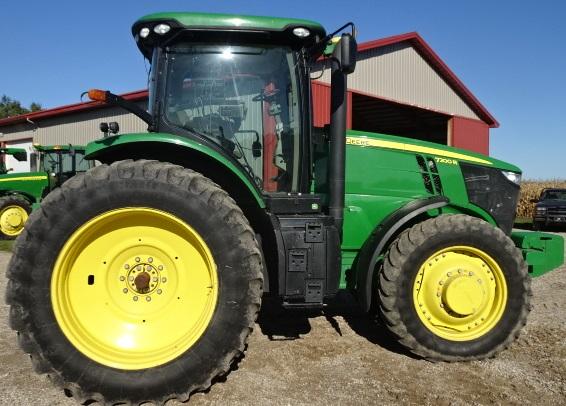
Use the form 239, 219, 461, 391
355, 196, 449, 312
86, 132, 265, 208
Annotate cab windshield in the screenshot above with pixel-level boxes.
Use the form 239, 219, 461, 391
40, 150, 92, 173
163, 43, 302, 192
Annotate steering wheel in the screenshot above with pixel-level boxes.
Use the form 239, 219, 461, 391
252, 88, 280, 102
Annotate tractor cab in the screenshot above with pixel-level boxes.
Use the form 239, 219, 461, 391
89, 13, 356, 198
32, 144, 94, 190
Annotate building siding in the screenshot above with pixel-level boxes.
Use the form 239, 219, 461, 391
0, 101, 148, 146
451, 116, 489, 155
314, 43, 481, 121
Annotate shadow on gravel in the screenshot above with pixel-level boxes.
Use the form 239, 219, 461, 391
257, 292, 418, 359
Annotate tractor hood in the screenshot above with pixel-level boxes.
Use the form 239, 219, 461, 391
345, 130, 521, 173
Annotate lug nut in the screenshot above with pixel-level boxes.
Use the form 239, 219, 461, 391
469, 272, 474, 276
135, 257, 140, 262
162, 277, 167, 283
158, 265, 163, 270
447, 272, 452, 277
133, 296, 139, 301
129, 276, 134, 282
439, 281, 444, 285
146, 296, 151, 302
123, 288, 128, 294
146, 265, 152, 271
153, 277, 158, 282
157, 289, 162, 295
148, 257, 153, 263
458, 269, 462, 274
124, 264, 130, 270
120, 276, 125, 281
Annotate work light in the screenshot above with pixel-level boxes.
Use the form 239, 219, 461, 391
292, 27, 310, 37
153, 24, 171, 35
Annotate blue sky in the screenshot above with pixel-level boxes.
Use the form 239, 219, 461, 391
1, 0, 564, 179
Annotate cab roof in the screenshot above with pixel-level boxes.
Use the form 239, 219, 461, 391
33, 144, 86, 152
0, 147, 26, 155
132, 12, 326, 58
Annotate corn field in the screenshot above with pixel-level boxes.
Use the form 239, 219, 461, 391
517, 180, 566, 219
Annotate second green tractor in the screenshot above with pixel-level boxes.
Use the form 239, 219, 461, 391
0, 144, 93, 238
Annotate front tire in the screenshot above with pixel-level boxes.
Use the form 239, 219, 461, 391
7, 160, 263, 404
378, 214, 531, 361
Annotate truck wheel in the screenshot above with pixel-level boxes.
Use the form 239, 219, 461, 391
378, 214, 531, 361
532, 221, 543, 231
7, 160, 263, 404
0, 195, 31, 239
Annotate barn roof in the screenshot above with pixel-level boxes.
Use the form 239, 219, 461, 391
356, 32, 498, 127
0, 32, 497, 128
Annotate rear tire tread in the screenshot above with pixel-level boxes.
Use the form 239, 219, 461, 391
6, 160, 263, 405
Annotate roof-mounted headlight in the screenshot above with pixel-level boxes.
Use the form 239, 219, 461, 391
139, 27, 150, 38
292, 27, 310, 38
153, 24, 171, 35
502, 171, 521, 185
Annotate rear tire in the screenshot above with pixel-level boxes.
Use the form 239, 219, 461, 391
7, 160, 263, 405
378, 214, 531, 361
0, 195, 31, 239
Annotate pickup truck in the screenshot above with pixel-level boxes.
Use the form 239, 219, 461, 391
533, 188, 566, 230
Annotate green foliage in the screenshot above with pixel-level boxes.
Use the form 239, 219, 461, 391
0, 95, 42, 119
0, 240, 14, 252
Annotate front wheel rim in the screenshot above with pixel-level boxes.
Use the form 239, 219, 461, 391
412, 246, 507, 341
51, 208, 218, 370
0, 205, 28, 236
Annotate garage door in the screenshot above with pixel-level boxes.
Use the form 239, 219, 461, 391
5, 139, 33, 173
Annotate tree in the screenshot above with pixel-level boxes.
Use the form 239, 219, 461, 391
0, 95, 42, 119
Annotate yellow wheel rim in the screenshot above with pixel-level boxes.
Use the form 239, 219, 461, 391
51, 208, 218, 370
0, 205, 28, 236
412, 246, 507, 341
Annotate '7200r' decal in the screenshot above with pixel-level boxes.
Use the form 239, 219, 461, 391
345, 136, 492, 165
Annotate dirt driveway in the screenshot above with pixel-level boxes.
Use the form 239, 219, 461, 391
0, 233, 565, 406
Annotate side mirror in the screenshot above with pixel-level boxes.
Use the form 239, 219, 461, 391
13, 151, 27, 162
333, 33, 357, 74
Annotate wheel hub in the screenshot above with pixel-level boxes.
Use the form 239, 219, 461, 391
442, 276, 484, 316
121, 256, 168, 298
6, 211, 23, 227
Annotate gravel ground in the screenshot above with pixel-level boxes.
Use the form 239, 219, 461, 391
0, 232, 564, 406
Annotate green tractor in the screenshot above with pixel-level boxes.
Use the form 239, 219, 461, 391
7, 12, 564, 405
0, 144, 93, 238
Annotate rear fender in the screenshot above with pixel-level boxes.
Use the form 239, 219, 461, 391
85, 133, 265, 208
